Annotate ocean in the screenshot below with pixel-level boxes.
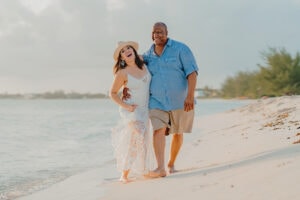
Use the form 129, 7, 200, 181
0, 99, 251, 199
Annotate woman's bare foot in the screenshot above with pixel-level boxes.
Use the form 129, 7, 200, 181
119, 176, 130, 184
119, 170, 131, 183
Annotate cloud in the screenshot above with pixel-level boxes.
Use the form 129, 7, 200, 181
19, 0, 55, 15
292, 0, 300, 5
105, 0, 126, 11
0, 0, 299, 93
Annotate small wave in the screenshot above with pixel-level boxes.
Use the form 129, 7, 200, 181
0, 173, 69, 200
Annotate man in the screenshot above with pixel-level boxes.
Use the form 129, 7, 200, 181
143, 22, 198, 177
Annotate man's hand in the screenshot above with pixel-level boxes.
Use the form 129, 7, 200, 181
184, 96, 194, 112
185, 71, 197, 112
122, 87, 131, 101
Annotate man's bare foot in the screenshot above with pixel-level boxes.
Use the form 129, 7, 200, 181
148, 169, 167, 178
168, 165, 177, 174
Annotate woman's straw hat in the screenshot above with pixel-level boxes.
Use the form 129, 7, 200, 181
113, 41, 139, 61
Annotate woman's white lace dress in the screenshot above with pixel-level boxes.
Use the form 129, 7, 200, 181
111, 67, 155, 175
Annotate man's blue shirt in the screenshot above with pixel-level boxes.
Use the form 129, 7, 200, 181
143, 38, 199, 111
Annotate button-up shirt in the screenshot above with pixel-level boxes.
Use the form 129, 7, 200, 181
143, 38, 199, 111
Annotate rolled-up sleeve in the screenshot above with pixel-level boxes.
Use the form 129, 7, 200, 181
179, 45, 198, 78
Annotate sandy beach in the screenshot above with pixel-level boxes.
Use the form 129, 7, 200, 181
16, 96, 300, 200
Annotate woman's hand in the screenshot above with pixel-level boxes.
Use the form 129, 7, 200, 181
125, 104, 137, 112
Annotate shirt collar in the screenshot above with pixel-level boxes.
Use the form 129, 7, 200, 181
166, 38, 172, 47
151, 38, 172, 55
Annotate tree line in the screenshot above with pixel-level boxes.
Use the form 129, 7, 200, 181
221, 47, 300, 98
0, 90, 107, 99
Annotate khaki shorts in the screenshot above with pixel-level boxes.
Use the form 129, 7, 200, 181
149, 109, 194, 134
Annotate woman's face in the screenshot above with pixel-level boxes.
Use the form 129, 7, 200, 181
120, 45, 135, 62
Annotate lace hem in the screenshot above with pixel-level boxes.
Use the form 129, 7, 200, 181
111, 119, 156, 174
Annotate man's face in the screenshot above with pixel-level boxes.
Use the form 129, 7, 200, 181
152, 25, 168, 46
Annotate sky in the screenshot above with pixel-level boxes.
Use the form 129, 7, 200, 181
0, 0, 300, 94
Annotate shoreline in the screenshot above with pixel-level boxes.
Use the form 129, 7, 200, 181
15, 96, 300, 200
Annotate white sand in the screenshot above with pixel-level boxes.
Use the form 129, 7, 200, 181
16, 96, 300, 200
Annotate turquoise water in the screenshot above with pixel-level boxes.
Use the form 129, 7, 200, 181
0, 99, 251, 199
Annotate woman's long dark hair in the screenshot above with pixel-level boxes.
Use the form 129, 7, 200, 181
113, 46, 144, 74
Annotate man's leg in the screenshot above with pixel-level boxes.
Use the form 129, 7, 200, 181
148, 109, 169, 177
167, 133, 183, 173
149, 128, 167, 177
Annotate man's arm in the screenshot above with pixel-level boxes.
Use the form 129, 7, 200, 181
184, 71, 197, 112
122, 87, 130, 101
122, 87, 131, 101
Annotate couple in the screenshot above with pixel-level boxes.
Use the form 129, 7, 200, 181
109, 22, 199, 183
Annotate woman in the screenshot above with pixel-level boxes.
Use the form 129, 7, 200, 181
109, 41, 155, 183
